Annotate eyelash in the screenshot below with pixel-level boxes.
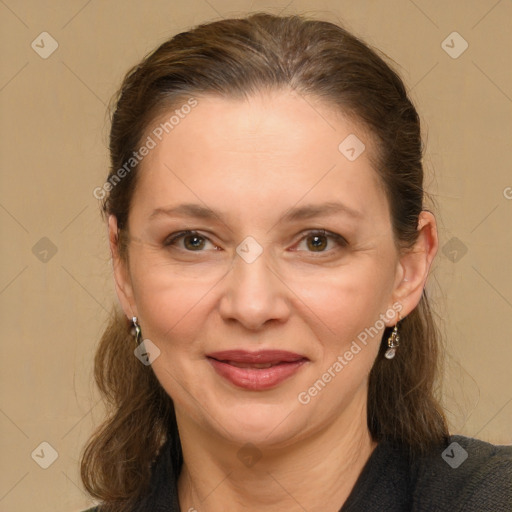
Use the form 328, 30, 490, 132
163, 229, 348, 255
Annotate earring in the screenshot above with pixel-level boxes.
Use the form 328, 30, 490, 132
132, 316, 143, 346
385, 316, 401, 359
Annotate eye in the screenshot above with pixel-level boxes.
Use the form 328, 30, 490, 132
163, 230, 218, 251
293, 229, 347, 254
163, 229, 347, 254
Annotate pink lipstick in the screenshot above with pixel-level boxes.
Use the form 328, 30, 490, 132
206, 350, 308, 391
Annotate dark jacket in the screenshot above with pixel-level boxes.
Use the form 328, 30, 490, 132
83, 435, 512, 511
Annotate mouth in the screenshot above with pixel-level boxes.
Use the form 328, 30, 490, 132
224, 361, 282, 369
206, 350, 309, 391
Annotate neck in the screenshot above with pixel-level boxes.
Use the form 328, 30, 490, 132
176, 394, 376, 512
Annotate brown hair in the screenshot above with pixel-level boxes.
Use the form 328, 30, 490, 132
81, 12, 448, 510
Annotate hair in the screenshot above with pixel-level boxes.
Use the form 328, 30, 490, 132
81, 12, 449, 511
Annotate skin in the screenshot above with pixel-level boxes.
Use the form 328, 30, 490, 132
109, 90, 438, 511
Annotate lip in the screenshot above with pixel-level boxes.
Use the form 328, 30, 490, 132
206, 350, 308, 391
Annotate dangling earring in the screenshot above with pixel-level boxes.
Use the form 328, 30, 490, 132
385, 316, 401, 359
132, 316, 143, 346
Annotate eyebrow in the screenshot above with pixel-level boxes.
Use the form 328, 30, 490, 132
149, 201, 362, 224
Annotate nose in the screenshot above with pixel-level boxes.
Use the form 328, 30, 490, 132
218, 247, 290, 331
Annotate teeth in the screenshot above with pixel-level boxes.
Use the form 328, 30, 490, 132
227, 361, 275, 369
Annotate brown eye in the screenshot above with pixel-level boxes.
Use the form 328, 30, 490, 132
306, 233, 328, 252
294, 229, 347, 254
183, 234, 206, 250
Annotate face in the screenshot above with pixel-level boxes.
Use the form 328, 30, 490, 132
111, 90, 421, 449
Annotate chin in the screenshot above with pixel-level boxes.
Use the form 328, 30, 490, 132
209, 399, 310, 447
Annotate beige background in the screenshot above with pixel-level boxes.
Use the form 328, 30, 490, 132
0, 0, 511, 510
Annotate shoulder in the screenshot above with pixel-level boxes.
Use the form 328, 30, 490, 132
412, 435, 512, 511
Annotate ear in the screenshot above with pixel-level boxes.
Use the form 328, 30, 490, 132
390, 210, 438, 321
108, 215, 137, 320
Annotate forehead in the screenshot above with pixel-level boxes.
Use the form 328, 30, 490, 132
131, 91, 387, 225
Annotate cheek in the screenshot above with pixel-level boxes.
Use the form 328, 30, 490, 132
129, 246, 228, 340
131, 268, 215, 407
284, 256, 396, 344
132, 277, 213, 349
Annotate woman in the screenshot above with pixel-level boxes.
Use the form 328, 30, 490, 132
81, 13, 511, 512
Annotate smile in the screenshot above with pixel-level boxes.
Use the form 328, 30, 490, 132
206, 350, 309, 391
